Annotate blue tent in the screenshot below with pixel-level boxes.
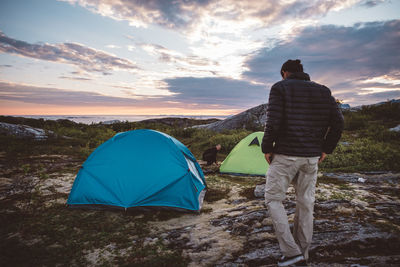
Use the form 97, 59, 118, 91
67, 129, 206, 212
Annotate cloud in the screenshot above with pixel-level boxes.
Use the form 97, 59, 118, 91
62, 0, 363, 30
0, 31, 138, 74
61, 1, 368, 81
164, 76, 268, 108
360, 90, 400, 100
105, 44, 121, 49
333, 88, 400, 105
59, 76, 92, 81
361, 0, 386, 7
0, 81, 150, 106
243, 20, 400, 105
139, 43, 218, 67
61, 0, 211, 29
0, 80, 256, 112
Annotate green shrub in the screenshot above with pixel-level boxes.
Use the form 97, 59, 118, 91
360, 124, 400, 142
178, 128, 216, 158
55, 127, 86, 139
360, 101, 400, 121
344, 112, 370, 131
169, 127, 197, 138
320, 137, 400, 172
209, 130, 251, 154
108, 121, 135, 132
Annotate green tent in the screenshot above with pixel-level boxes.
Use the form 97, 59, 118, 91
220, 132, 269, 176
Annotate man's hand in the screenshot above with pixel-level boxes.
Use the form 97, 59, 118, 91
319, 152, 327, 164
264, 153, 273, 164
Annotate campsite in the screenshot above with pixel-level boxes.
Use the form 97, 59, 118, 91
1, 101, 400, 266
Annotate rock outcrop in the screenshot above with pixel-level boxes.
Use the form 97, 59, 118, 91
390, 125, 400, 132
0, 122, 53, 140
194, 104, 267, 132
100, 120, 121, 125
194, 99, 399, 132
140, 117, 220, 127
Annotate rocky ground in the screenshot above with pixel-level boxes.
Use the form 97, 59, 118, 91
1, 155, 400, 266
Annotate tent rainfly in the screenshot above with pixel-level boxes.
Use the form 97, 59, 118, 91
219, 132, 269, 176
67, 129, 206, 212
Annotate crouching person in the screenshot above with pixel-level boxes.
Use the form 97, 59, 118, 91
202, 144, 221, 165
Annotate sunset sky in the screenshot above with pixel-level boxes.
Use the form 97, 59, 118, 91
0, 0, 399, 115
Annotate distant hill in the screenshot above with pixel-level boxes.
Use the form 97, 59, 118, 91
349, 98, 400, 111
195, 99, 400, 132
137, 117, 220, 127
194, 104, 267, 132
339, 103, 350, 109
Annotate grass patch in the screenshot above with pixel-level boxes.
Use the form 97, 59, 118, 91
115, 242, 189, 267
204, 187, 230, 203
372, 220, 400, 235
201, 207, 213, 213
330, 191, 355, 201
0, 189, 189, 266
126, 208, 187, 221
217, 174, 264, 186
358, 196, 377, 203
317, 175, 349, 185
239, 187, 257, 200
320, 137, 400, 172
338, 183, 353, 190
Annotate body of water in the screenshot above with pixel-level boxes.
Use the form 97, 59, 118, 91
14, 115, 228, 124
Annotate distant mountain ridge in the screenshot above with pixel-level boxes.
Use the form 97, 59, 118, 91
193, 104, 267, 132
194, 99, 400, 132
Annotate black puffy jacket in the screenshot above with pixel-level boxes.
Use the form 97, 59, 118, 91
261, 72, 344, 157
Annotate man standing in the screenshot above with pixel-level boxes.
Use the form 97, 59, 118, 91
202, 144, 221, 165
262, 59, 344, 266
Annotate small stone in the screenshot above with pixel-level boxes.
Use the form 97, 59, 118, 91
254, 184, 265, 198
261, 218, 272, 226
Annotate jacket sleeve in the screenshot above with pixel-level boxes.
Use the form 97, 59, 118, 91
322, 96, 344, 154
262, 84, 284, 154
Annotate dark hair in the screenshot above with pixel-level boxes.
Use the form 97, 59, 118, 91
280, 59, 303, 77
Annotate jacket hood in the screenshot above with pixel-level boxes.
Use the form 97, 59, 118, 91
287, 72, 310, 81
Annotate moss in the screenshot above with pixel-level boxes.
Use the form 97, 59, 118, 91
115, 242, 189, 267
217, 174, 264, 187
204, 187, 230, 203
317, 175, 349, 185
358, 196, 377, 203
239, 187, 257, 200
0, 193, 188, 266
372, 220, 400, 234
320, 137, 400, 172
201, 207, 213, 213
330, 191, 355, 201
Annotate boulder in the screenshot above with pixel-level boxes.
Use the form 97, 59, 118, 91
100, 120, 121, 125
194, 104, 267, 132
254, 184, 265, 198
0, 122, 52, 140
389, 125, 400, 132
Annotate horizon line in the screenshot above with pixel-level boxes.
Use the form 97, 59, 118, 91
0, 114, 230, 117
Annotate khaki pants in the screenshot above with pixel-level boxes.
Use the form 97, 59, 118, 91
265, 154, 319, 259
